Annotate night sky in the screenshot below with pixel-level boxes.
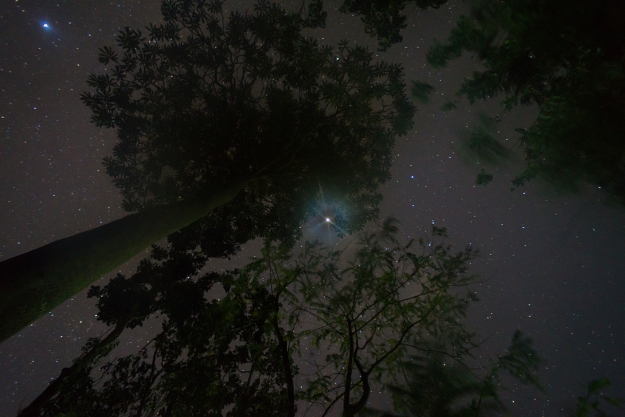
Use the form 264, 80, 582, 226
1, 1, 624, 416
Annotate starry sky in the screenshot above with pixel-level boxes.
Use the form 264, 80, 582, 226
1, 1, 624, 416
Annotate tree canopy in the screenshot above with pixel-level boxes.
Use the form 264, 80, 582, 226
343, 0, 625, 199
20, 221, 543, 417
0, 0, 415, 343
338, 0, 449, 51
425, 0, 625, 197
85, 0, 414, 239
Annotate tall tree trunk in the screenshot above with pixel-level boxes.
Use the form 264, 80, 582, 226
0, 178, 250, 343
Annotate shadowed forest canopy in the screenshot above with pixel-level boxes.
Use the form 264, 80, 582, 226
344, 0, 625, 200
87, 0, 415, 240
0, 0, 415, 343
5, 1, 625, 416
426, 0, 625, 196
19, 221, 545, 417
338, 0, 450, 51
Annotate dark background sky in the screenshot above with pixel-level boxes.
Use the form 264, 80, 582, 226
0, 1, 624, 416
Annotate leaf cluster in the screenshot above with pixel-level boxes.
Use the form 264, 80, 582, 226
367, 329, 540, 417
241, 218, 485, 416
40, 246, 292, 417
339, 0, 449, 51
35, 219, 496, 417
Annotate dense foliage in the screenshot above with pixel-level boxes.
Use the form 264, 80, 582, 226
82, 0, 415, 248
344, 0, 625, 198
426, 0, 625, 197
0, 0, 419, 344
339, 0, 449, 50
23, 221, 542, 417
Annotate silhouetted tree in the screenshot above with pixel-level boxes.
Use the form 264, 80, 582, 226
22, 220, 541, 417
339, 0, 449, 50
0, 0, 415, 343
280, 221, 484, 417
17, 244, 210, 417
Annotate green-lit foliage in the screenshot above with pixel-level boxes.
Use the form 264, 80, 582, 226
363, 329, 541, 417
452, 112, 512, 183
476, 168, 493, 185
468, 126, 509, 164
36, 246, 291, 417
426, 0, 625, 201
440, 99, 458, 111
29, 220, 539, 417
281, 219, 483, 417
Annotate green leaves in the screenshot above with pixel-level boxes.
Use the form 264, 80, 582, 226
440, 99, 457, 111
338, 0, 449, 51
497, 330, 542, 390
34, 221, 551, 417
275, 221, 482, 415
305, 0, 327, 28
71, 246, 289, 416
588, 378, 611, 394
468, 126, 507, 160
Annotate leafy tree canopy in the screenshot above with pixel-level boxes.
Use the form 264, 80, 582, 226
83, 0, 415, 249
0, 0, 417, 344
339, 0, 449, 51
573, 378, 624, 417
367, 330, 540, 417
345, 0, 625, 200
25, 221, 543, 417
426, 0, 625, 199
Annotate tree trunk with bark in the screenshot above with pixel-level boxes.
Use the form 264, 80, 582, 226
0, 178, 250, 343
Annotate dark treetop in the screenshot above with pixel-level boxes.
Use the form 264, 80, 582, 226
85, 0, 415, 238
0, 0, 415, 343
339, 0, 450, 51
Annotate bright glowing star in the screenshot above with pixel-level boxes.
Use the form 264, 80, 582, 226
42, 23, 49, 28
325, 218, 331, 222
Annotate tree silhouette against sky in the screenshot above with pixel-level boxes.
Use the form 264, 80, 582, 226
20, 220, 544, 417
345, 0, 625, 195
425, 0, 625, 194
0, 0, 415, 343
